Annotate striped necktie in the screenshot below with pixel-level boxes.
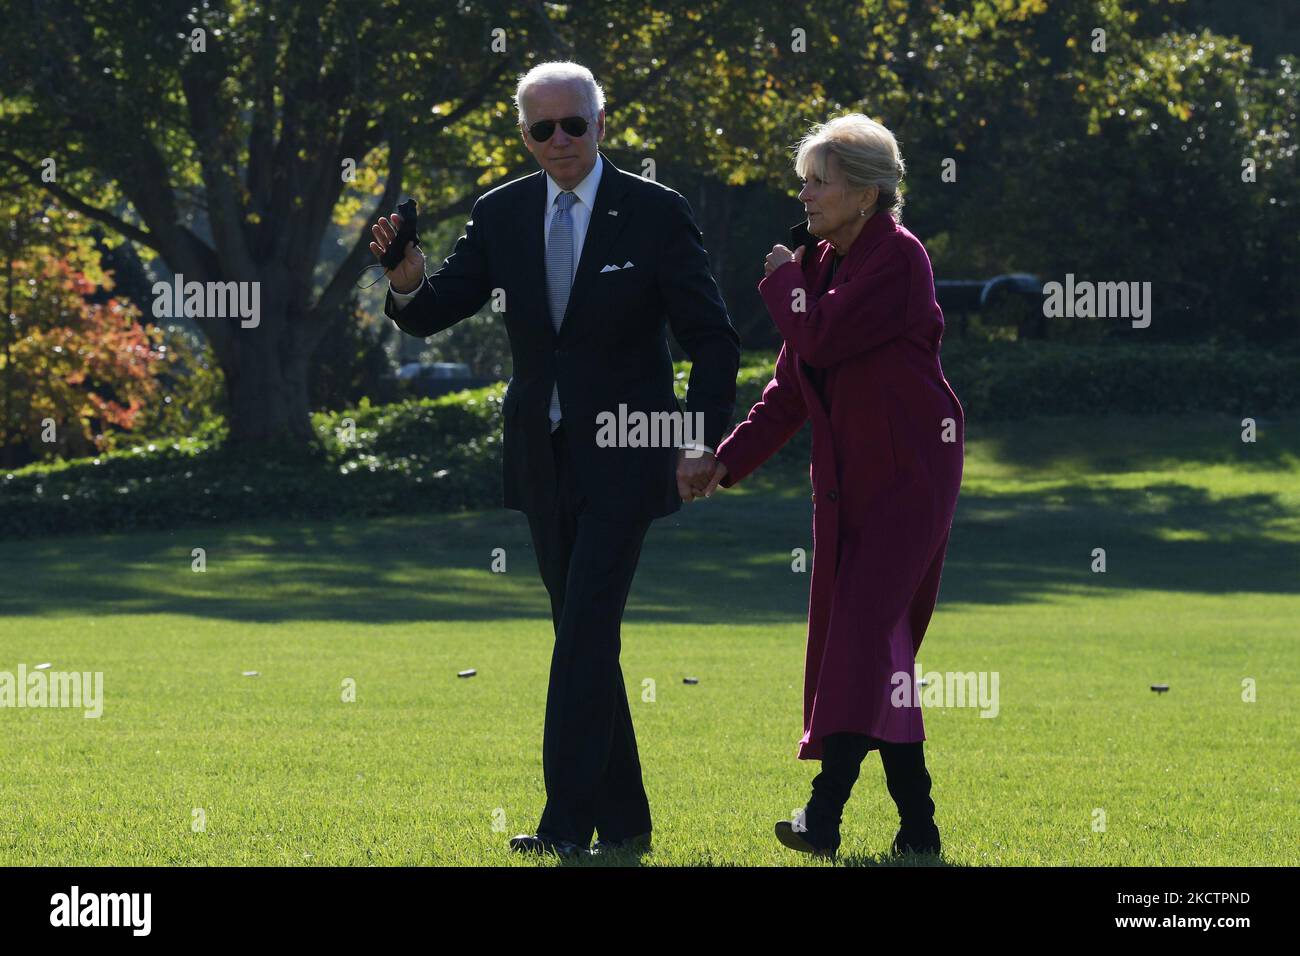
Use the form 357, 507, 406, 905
546, 191, 577, 431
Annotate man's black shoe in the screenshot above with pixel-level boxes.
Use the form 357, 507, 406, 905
509, 833, 589, 858
590, 831, 652, 856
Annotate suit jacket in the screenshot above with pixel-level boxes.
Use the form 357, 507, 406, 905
384, 151, 741, 521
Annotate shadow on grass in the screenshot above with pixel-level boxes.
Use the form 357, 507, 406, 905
966, 412, 1300, 474
553, 850, 960, 867
835, 850, 957, 868
1, 464, 1297, 625
556, 848, 653, 868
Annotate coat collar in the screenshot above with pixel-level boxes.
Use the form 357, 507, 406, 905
784, 211, 900, 423
796, 209, 899, 292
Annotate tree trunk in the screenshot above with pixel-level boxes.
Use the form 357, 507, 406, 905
205, 279, 318, 451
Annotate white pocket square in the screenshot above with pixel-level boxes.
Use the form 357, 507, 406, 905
600, 261, 636, 273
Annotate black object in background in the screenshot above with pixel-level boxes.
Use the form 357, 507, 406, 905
789, 218, 813, 254
380, 198, 421, 271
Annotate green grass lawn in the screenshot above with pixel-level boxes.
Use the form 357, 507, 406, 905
1, 411, 1297, 866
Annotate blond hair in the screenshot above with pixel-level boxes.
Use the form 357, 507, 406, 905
794, 114, 905, 220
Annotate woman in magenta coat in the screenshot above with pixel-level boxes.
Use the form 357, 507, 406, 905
699, 114, 964, 858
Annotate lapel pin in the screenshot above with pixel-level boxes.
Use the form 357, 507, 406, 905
608, 209, 619, 216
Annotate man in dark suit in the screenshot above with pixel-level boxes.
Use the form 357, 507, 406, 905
369, 62, 740, 857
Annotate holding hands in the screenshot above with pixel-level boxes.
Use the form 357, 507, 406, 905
678, 451, 728, 502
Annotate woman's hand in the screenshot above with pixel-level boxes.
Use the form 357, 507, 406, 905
701, 459, 728, 497
764, 243, 805, 277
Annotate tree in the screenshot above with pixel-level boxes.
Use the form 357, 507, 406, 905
0, 0, 778, 451
0, 204, 167, 465
0, 0, 535, 450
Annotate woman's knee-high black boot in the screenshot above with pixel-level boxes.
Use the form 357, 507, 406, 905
776, 732, 874, 856
879, 741, 941, 856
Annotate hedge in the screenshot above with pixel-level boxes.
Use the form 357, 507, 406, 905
2, 342, 1295, 539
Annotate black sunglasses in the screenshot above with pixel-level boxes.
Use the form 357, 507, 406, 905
528, 115, 589, 141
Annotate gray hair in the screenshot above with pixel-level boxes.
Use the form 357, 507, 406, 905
793, 113, 906, 220
514, 61, 606, 127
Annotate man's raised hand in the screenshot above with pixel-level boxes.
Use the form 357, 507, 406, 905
369, 214, 426, 294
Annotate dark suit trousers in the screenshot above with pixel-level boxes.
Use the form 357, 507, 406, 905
526, 423, 653, 845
